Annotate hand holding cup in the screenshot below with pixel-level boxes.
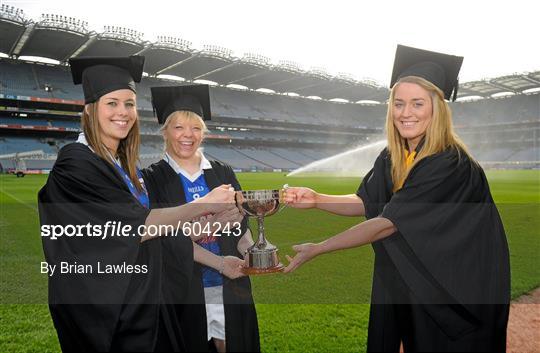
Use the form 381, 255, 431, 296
198, 184, 236, 213
282, 186, 318, 209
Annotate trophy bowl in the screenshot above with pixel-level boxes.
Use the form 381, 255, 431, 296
236, 189, 284, 274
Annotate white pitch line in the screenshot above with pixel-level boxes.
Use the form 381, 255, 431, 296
0, 189, 38, 213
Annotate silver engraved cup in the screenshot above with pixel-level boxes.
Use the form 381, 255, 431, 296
236, 189, 284, 273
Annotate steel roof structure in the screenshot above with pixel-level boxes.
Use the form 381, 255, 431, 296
1, 7, 539, 103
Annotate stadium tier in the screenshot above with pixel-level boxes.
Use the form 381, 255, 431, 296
0, 59, 37, 94
0, 58, 539, 172
452, 94, 539, 125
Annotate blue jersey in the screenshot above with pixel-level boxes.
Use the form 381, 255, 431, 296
180, 173, 223, 287
114, 164, 149, 209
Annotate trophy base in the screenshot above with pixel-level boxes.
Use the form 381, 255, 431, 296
246, 245, 280, 269
242, 263, 284, 275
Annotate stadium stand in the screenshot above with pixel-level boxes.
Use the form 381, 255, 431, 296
33, 64, 77, 100
1, 7, 539, 172
0, 60, 38, 95
452, 94, 539, 125
203, 145, 268, 170
511, 147, 539, 161
0, 136, 56, 154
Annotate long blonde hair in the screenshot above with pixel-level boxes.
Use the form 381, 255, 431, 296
160, 110, 208, 152
81, 101, 143, 191
386, 76, 471, 191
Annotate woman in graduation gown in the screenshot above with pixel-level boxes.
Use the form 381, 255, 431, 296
283, 45, 510, 352
38, 56, 238, 352
141, 85, 260, 353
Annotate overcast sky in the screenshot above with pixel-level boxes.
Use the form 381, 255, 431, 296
4, 0, 539, 85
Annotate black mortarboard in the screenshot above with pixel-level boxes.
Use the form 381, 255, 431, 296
69, 56, 145, 104
390, 45, 463, 101
150, 85, 211, 124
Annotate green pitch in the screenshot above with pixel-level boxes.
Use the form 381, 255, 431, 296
1, 170, 539, 352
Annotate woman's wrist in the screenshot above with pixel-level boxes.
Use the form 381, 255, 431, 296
218, 256, 225, 274
191, 196, 204, 208
314, 192, 321, 209
314, 241, 327, 256
191, 196, 215, 216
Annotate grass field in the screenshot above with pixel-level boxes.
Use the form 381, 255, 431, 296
1, 170, 539, 352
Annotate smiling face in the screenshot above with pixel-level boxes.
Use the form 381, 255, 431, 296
94, 89, 137, 152
392, 82, 433, 151
163, 111, 205, 161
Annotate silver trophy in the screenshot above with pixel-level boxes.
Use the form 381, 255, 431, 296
236, 189, 284, 274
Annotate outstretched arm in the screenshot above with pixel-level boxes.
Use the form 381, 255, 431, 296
283, 187, 365, 217
284, 217, 396, 273
315, 193, 365, 216
141, 185, 237, 242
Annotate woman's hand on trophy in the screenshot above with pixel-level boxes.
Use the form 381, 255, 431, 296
221, 256, 246, 279
196, 184, 237, 213
283, 243, 321, 273
282, 187, 318, 209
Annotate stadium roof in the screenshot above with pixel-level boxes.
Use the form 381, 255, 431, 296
18, 27, 89, 61
458, 72, 540, 98
137, 38, 193, 75
1, 7, 539, 103
0, 4, 27, 55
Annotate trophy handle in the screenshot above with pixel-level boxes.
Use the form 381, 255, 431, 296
277, 184, 289, 213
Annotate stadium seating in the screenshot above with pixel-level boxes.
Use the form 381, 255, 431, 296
0, 137, 56, 154
1, 59, 387, 128
1, 59, 538, 171
452, 94, 539, 125
33, 64, 78, 100
0, 60, 39, 96
50, 120, 79, 129
506, 147, 539, 161
202, 145, 268, 170
0, 117, 79, 128
1, 117, 47, 126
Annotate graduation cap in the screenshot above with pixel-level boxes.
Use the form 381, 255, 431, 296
390, 45, 463, 101
150, 85, 211, 124
69, 56, 145, 104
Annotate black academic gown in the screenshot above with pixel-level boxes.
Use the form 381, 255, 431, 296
142, 159, 260, 353
356, 146, 510, 352
38, 143, 193, 352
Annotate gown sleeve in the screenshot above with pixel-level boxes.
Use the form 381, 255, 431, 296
140, 161, 194, 304
211, 163, 260, 352
356, 148, 393, 217
38, 143, 151, 350
379, 148, 509, 338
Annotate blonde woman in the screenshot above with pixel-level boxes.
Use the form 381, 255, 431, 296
283, 46, 510, 352
142, 85, 259, 353
39, 57, 237, 352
